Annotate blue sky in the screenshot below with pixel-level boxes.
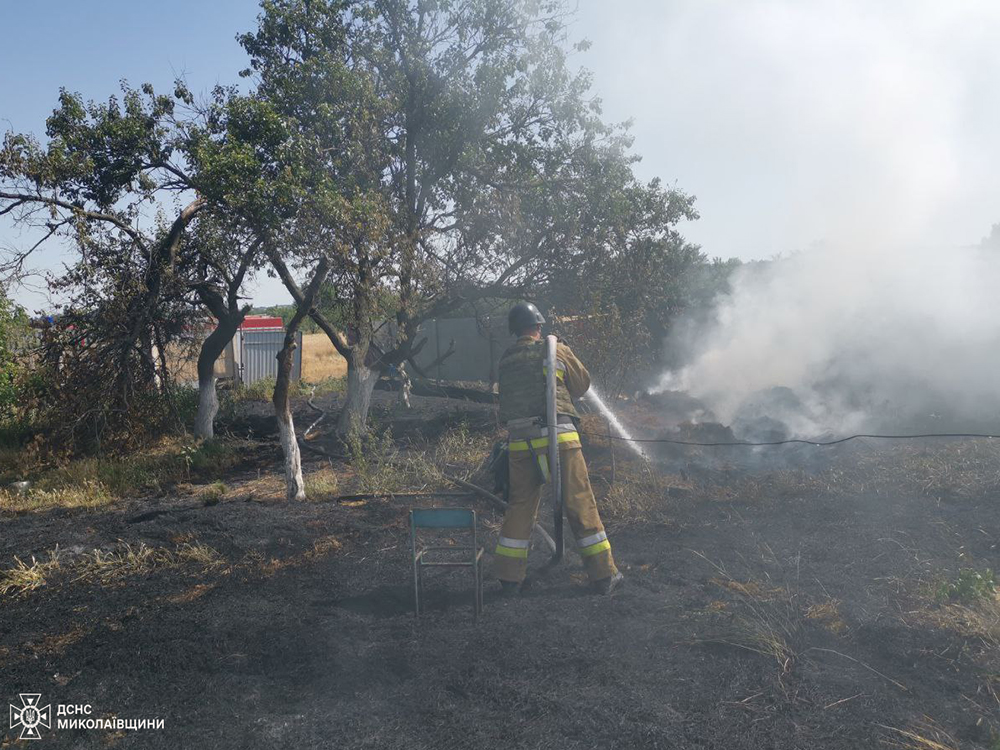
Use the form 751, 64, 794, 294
4, 1, 1000, 311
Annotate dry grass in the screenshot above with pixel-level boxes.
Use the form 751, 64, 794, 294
166, 582, 218, 604
309, 534, 343, 557
0, 547, 63, 596
173, 542, 226, 569
304, 467, 341, 500
693, 441, 1000, 506
909, 595, 1000, 649
0, 437, 243, 513
879, 720, 960, 750
78, 542, 160, 582
256, 534, 343, 577
301, 332, 347, 380
696, 552, 801, 671
233, 471, 286, 502
74, 540, 225, 582
0, 479, 114, 512
598, 461, 691, 526
30, 626, 87, 656
805, 600, 849, 635
0, 539, 228, 596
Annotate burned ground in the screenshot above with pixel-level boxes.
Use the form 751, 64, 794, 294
2, 392, 999, 748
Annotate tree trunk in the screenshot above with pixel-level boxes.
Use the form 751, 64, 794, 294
195, 378, 219, 440
274, 335, 306, 501
194, 318, 242, 439
264, 251, 330, 501
336, 357, 380, 437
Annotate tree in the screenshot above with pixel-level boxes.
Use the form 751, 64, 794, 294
0, 286, 27, 427
0, 84, 266, 444
237, 0, 633, 436
183, 30, 392, 489
542, 167, 703, 394
183, 215, 261, 438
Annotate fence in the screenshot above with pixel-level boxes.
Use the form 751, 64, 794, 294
234, 328, 302, 385
166, 326, 301, 386
409, 316, 510, 383
170, 315, 509, 386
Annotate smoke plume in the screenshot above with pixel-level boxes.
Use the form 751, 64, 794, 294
658, 241, 1000, 438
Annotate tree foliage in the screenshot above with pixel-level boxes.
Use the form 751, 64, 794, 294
0, 287, 28, 426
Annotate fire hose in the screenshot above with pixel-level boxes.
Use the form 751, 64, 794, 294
545, 334, 564, 562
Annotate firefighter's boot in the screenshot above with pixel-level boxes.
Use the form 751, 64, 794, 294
592, 571, 624, 596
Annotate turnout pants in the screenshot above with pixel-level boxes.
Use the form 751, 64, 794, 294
494, 436, 618, 583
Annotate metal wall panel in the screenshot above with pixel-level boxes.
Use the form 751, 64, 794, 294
410, 316, 512, 383
239, 329, 302, 385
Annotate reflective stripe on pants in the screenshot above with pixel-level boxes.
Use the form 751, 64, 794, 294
577, 530, 611, 557
495, 536, 530, 559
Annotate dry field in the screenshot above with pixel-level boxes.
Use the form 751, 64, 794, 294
301, 332, 347, 381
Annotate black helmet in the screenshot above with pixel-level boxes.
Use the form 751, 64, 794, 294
508, 302, 546, 335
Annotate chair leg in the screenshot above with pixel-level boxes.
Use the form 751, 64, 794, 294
413, 559, 420, 617
474, 557, 483, 618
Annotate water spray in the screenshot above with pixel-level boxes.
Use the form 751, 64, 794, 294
584, 384, 651, 462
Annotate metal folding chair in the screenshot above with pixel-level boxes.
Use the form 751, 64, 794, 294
410, 508, 484, 619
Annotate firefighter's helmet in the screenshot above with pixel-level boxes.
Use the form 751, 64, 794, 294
508, 302, 546, 335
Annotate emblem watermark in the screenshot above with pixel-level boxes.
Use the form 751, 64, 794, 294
9, 694, 51, 740
7, 694, 163, 741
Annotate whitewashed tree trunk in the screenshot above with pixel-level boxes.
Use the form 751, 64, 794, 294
194, 375, 219, 439
276, 408, 305, 501
336, 359, 380, 436
194, 322, 242, 439
274, 335, 307, 501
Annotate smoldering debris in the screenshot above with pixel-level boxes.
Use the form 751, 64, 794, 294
656, 244, 1000, 440
624, 388, 863, 474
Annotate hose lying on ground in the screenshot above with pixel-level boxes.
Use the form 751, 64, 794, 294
441, 473, 557, 554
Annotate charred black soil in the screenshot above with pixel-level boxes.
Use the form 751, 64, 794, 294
2, 393, 999, 748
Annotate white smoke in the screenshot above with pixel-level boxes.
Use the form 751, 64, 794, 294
634, 1, 1000, 439
659, 242, 1000, 437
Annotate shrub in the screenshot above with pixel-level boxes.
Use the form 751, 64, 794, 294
937, 568, 996, 603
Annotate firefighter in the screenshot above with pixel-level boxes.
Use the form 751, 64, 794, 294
494, 302, 624, 595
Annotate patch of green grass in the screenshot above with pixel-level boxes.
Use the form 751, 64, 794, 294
182, 439, 238, 476
937, 568, 996, 603
231, 378, 278, 403
433, 421, 495, 471
344, 426, 409, 495
34, 456, 161, 497
224, 376, 346, 407
308, 376, 347, 396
